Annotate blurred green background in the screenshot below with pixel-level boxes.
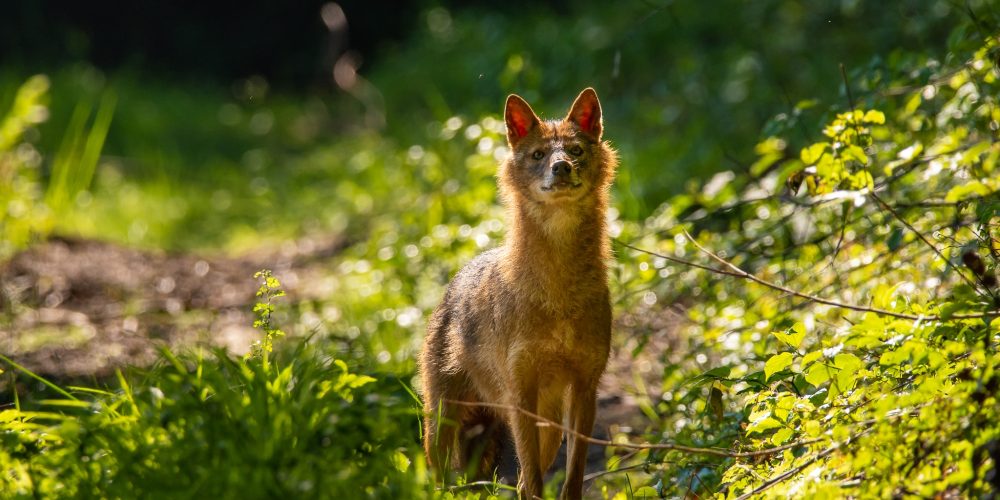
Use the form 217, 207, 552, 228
0, 0, 967, 253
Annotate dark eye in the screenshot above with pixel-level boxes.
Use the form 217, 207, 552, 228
569, 145, 584, 156
532, 150, 545, 160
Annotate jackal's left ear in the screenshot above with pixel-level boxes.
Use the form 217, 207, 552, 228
566, 87, 602, 140
505, 94, 541, 147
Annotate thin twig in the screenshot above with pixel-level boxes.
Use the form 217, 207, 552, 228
840, 63, 857, 111
869, 191, 987, 296
583, 462, 649, 483
614, 239, 744, 278
442, 399, 819, 458
441, 480, 519, 493
675, 228, 997, 321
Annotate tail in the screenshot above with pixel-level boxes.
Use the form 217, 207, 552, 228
459, 407, 506, 479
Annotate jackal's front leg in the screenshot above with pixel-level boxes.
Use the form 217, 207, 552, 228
560, 381, 598, 500
509, 372, 543, 499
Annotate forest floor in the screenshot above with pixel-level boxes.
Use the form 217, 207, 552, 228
0, 236, 685, 486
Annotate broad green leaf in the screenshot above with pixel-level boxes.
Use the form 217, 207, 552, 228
834, 353, 862, 371
805, 363, 833, 386
871, 283, 900, 310
803, 419, 822, 438
800, 143, 828, 165
746, 415, 783, 435
842, 144, 869, 165
774, 322, 806, 349
886, 227, 903, 251
863, 110, 886, 124
802, 350, 824, 367
771, 427, 795, 445
391, 449, 411, 472
765, 352, 795, 381
834, 353, 863, 390
944, 181, 992, 203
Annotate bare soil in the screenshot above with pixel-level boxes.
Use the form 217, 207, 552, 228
0, 235, 347, 379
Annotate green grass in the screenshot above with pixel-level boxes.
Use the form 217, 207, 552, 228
1, 274, 429, 499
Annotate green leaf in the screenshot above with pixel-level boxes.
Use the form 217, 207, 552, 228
879, 347, 910, 366
862, 110, 886, 124
390, 449, 411, 472
746, 414, 783, 435
842, 144, 869, 165
944, 181, 992, 203
801, 350, 824, 367
800, 143, 828, 165
709, 385, 724, 420
765, 352, 795, 381
886, 227, 903, 251
771, 427, 795, 445
805, 363, 833, 386
833, 353, 862, 390
774, 322, 807, 349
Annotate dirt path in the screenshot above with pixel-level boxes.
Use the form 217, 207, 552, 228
0, 235, 346, 378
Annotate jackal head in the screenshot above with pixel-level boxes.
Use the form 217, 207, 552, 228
499, 88, 617, 211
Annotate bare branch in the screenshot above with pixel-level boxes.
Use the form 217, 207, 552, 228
673, 228, 997, 321
614, 239, 744, 278
443, 399, 818, 458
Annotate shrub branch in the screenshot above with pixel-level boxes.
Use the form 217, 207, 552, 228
443, 399, 819, 458
623, 229, 996, 321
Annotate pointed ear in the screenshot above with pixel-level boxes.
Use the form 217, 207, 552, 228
505, 94, 540, 147
566, 87, 602, 140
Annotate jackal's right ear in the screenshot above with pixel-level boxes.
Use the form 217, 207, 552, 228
566, 87, 602, 140
505, 94, 540, 147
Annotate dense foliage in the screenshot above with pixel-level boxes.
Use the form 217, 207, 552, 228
1, 2, 999, 499
608, 33, 1000, 498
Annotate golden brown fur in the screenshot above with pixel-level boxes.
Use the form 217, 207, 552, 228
419, 88, 617, 499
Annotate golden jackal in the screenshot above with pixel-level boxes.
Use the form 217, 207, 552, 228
419, 88, 617, 499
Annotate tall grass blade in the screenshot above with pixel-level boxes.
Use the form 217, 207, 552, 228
0, 352, 77, 401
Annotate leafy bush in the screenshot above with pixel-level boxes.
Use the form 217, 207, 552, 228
603, 31, 1000, 498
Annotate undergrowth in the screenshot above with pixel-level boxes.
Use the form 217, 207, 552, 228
0, 272, 426, 498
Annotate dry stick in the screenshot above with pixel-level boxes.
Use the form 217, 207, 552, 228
443, 399, 819, 458
675, 228, 997, 321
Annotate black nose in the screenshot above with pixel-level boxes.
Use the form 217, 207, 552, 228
552, 160, 572, 176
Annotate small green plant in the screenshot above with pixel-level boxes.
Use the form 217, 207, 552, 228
248, 269, 286, 362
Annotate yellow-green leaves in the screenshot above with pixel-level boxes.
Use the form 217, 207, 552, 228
319, 359, 377, 402
841, 144, 869, 165
863, 110, 886, 124
248, 269, 286, 362
773, 322, 807, 349
832, 353, 862, 390
944, 181, 993, 203
800, 143, 828, 165
796, 108, 886, 195
765, 352, 795, 381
